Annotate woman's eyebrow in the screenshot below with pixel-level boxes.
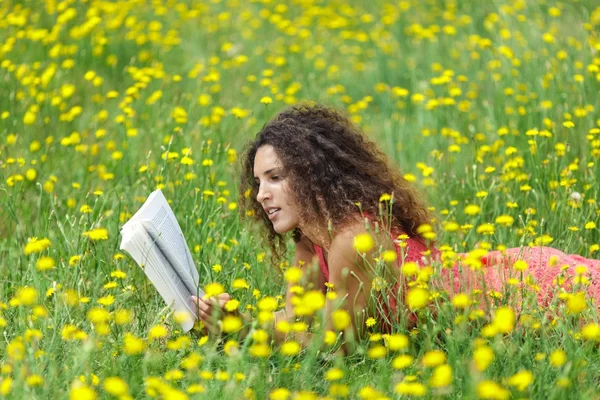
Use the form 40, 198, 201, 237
254, 168, 277, 180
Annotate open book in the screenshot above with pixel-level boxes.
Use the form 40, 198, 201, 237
119, 189, 204, 332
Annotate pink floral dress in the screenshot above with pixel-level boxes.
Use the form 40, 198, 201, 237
313, 233, 600, 332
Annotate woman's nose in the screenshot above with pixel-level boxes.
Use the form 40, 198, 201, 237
256, 183, 271, 204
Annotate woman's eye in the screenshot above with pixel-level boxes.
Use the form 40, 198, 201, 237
271, 176, 280, 181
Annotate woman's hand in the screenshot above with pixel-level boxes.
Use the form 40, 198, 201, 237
191, 293, 232, 337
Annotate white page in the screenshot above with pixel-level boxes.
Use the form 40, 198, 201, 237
122, 190, 202, 297
120, 223, 197, 332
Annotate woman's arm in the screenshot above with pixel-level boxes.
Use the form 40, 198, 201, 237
271, 234, 326, 344
324, 222, 398, 344
192, 234, 326, 343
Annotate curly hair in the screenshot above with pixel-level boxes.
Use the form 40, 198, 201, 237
239, 103, 433, 263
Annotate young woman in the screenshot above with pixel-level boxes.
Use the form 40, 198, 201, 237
192, 104, 600, 345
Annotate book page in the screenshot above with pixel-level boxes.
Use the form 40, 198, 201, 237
120, 223, 197, 332
122, 190, 202, 298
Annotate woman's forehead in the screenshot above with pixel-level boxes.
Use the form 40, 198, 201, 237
254, 145, 283, 173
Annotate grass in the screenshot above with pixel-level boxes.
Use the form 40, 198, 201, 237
0, 0, 600, 398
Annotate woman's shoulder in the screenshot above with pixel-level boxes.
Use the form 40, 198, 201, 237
329, 217, 396, 255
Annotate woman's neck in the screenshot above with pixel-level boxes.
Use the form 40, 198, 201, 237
298, 213, 364, 250
298, 224, 332, 250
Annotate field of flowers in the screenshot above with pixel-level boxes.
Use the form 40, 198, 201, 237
1, 0, 600, 398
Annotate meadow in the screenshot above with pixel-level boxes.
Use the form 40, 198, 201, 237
1, 0, 600, 398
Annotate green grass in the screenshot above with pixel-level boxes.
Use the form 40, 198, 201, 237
1, 0, 600, 398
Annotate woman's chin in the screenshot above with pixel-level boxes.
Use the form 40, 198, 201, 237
273, 221, 294, 234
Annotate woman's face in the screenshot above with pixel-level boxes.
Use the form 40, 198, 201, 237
253, 145, 300, 234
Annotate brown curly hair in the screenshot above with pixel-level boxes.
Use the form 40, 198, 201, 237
239, 103, 433, 263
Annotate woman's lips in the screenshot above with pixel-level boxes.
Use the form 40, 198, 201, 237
268, 209, 280, 220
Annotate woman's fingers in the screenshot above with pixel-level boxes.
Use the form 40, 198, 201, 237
209, 293, 231, 308
191, 293, 234, 336
191, 296, 211, 312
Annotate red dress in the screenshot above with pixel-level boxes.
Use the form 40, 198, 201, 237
313, 233, 600, 332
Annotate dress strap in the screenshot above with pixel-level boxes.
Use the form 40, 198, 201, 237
312, 243, 330, 282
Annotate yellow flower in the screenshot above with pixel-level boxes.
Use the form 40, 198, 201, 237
417, 224, 436, 240
386, 334, 409, 351
69, 255, 82, 266
269, 388, 291, 400
164, 369, 184, 381
324, 330, 338, 346
493, 307, 515, 334
402, 262, 419, 277
123, 333, 146, 355
382, 250, 397, 263
258, 296, 278, 311
585, 221, 597, 230
513, 259, 529, 271
476, 223, 495, 235
473, 345, 494, 371
464, 204, 481, 216
25, 374, 44, 387
284, 267, 303, 283
180, 352, 204, 370
443, 221, 460, 232
365, 317, 376, 327
232, 278, 249, 289
249, 343, 271, 358
566, 292, 586, 314
298, 290, 325, 315
70, 384, 96, 400
252, 329, 269, 343
581, 323, 600, 341
324, 367, 344, 381
24, 237, 51, 255
392, 354, 413, 369
506, 370, 533, 391
260, 96, 273, 104
97, 295, 115, 306
280, 340, 301, 356
406, 288, 429, 311
36, 256, 56, 271
422, 350, 446, 367
379, 193, 392, 202
224, 299, 240, 312
87, 307, 110, 324
148, 325, 168, 340
103, 377, 129, 396
61, 325, 87, 341
203, 282, 225, 299
495, 215, 514, 226
395, 381, 426, 396
477, 380, 509, 399
430, 364, 452, 388
358, 386, 384, 399
331, 309, 351, 331
452, 293, 472, 309
187, 384, 206, 394
353, 233, 375, 253
222, 316, 243, 333
556, 377, 570, 388
17, 287, 38, 306
330, 383, 349, 397
114, 309, 132, 325
549, 349, 567, 367
171, 106, 188, 124
82, 228, 109, 241
367, 345, 386, 359
224, 341, 239, 357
